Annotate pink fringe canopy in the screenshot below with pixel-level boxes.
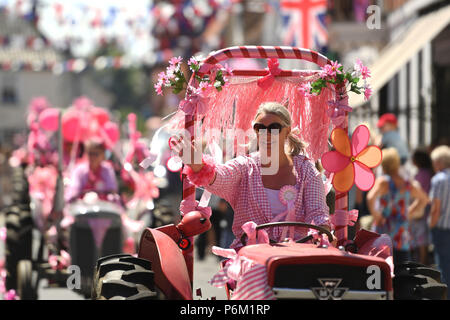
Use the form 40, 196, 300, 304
168, 71, 335, 162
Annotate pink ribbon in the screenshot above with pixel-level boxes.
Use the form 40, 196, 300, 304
257, 58, 282, 90
179, 199, 212, 218
270, 185, 298, 240
330, 209, 359, 229
241, 221, 269, 245
209, 246, 255, 288
327, 100, 353, 127
179, 93, 208, 115
307, 229, 332, 247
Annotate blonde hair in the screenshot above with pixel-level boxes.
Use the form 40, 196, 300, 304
381, 148, 401, 176
430, 145, 450, 169
253, 102, 305, 156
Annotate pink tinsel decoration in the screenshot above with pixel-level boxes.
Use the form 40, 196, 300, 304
167, 71, 334, 162
204, 73, 334, 162
182, 154, 216, 187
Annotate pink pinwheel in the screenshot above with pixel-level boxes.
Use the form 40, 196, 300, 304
321, 125, 382, 193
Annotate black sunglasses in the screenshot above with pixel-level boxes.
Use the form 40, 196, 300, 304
253, 122, 285, 133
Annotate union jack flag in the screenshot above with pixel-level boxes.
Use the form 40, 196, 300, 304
279, 0, 328, 51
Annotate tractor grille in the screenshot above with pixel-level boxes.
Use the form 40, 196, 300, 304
70, 212, 123, 282
272, 263, 388, 299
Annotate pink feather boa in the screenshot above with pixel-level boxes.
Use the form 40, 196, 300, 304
182, 154, 216, 187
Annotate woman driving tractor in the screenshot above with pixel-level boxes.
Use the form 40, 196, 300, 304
172, 102, 334, 250
65, 138, 118, 202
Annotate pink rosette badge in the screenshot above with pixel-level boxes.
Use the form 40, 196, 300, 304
278, 185, 297, 240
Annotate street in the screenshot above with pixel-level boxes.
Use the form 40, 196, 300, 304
0, 213, 227, 300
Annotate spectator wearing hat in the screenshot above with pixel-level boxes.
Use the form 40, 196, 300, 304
429, 145, 450, 291
377, 113, 410, 165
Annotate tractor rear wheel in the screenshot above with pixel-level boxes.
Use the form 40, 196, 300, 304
91, 254, 157, 300
393, 262, 447, 300
17, 260, 37, 300
4, 206, 33, 291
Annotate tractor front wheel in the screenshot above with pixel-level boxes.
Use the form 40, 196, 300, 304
393, 262, 447, 300
91, 254, 158, 300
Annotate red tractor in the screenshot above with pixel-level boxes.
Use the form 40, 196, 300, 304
91, 46, 447, 300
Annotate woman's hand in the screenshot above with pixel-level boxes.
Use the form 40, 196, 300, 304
170, 133, 204, 172
319, 224, 337, 247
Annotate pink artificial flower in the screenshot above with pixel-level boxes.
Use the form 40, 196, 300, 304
197, 81, 214, 98
154, 83, 163, 96
157, 71, 168, 84
364, 84, 373, 100
298, 82, 313, 98
319, 66, 330, 79
188, 57, 199, 71
326, 60, 343, 78
209, 65, 219, 83
220, 63, 233, 75
360, 65, 371, 80
354, 58, 364, 72
166, 64, 178, 79
355, 58, 371, 80
169, 56, 183, 66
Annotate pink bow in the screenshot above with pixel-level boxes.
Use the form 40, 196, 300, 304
209, 246, 255, 288
330, 209, 359, 229
307, 229, 332, 247
327, 100, 353, 127
179, 93, 208, 115
179, 199, 212, 218
241, 221, 269, 245
257, 58, 282, 90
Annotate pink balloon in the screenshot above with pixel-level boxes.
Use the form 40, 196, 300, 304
62, 110, 90, 142
103, 121, 120, 146
62, 116, 80, 142
39, 108, 60, 132
91, 107, 110, 126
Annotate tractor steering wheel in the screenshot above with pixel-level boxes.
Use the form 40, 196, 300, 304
240, 222, 334, 246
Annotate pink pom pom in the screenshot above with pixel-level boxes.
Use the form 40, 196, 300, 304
182, 154, 216, 187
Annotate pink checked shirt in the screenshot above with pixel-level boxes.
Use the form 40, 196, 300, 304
200, 152, 330, 249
